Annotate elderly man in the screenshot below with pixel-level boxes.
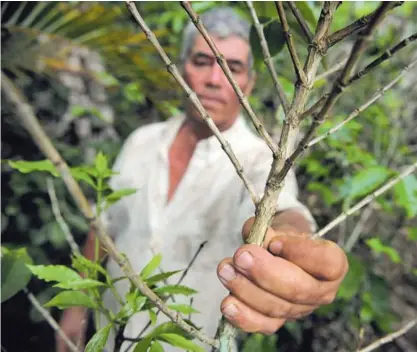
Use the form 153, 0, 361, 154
57, 7, 348, 352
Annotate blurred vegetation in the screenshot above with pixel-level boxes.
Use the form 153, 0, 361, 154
1, 1, 417, 351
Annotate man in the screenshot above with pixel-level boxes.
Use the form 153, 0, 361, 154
58, 7, 348, 352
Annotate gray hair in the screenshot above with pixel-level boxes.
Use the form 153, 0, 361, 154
180, 7, 254, 72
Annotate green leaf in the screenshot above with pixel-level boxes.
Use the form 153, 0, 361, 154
85, 323, 112, 352
154, 285, 198, 297
95, 152, 109, 176
118, 292, 147, 320
147, 322, 189, 339
70, 167, 96, 188
133, 337, 153, 352
71, 254, 108, 278
54, 278, 106, 290
8, 160, 59, 177
105, 188, 137, 207
250, 19, 285, 67
145, 270, 182, 286
294, 2, 316, 27
337, 254, 365, 300
158, 333, 205, 352
366, 238, 402, 264
167, 304, 199, 315
407, 228, 417, 241
27, 264, 81, 283
149, 309, 157, 326
1, 247, 33, 302
44, 291, 97, 309
149, 341, 164, 352
393, 175, 417, 218
140, 254, 162, 280
345, 167, 391, 201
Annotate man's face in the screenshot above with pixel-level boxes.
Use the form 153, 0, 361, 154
183, 34, 255, 131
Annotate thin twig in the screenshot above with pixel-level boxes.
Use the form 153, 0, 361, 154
246, 1, 290, 114
299, 93, 329, 121
1, 73, 219, 350
180, 1, 279, 157
125, 1, 259, 207
358, 319, 417, 352
327, 2, 403, 48
275, 1, 308, 85
46, 177, 81, 255
308, 57, 417, 146
347, 32, 417, 86
314, 59, 348, 82
23, 288, 79, 352
287, 1, 313, 43
344, 204, 373, 252
313, 162, 417, 239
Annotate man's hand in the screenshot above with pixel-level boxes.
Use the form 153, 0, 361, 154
216, 217, 348, 335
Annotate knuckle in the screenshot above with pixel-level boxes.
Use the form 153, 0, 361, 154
321, 290, 337, 305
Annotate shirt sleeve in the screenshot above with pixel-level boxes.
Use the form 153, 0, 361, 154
238, 148, 317, 233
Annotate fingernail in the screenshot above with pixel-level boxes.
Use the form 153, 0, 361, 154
235, 251, 253, 270
269, 240, 283, 255
223, 304, 238, 318
219, 264, 236, 283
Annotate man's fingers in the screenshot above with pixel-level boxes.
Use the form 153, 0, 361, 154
217, 260, 317, 319
268, 235, 348, 282
221, 295, 286, 335
231, 244, 340, 305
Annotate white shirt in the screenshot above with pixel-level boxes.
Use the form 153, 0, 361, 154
99, 113, 315, 351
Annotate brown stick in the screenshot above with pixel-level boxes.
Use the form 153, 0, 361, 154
287, 1, 313, 43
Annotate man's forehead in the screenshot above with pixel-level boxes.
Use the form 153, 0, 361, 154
190, 34, 251, 63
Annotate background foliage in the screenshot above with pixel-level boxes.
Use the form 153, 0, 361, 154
1, 1, 417, 351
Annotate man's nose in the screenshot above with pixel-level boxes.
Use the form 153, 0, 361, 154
206, 63, 225, 88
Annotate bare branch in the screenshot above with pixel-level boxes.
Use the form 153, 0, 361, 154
344, 204, 374, 252
310, 2, 398, 140
358, 319, 417, 352
246, 1, 290, 114
287, 2, 313, 43
46, 177, 81, 255
125, 2, 259, 206
180, 1, 279, 157
23, 288, 80, 352
347, 32, 417, 86
327, 2, 403, 48
299, 93, 329, 120
275, 1, 308, 85
314, 58, 348, 83
308, 57, 417, 146
313, 162, 417, 239
1, 73, 219, 350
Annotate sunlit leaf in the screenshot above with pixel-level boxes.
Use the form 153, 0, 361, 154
1, 247, 33, 302
154, 285, 197, 297
44, 291, 97, 309
85, 323, 112, 352
27, 264, 81, 283
140, 254, 162, 280
105, 188, 137, 207
145, 270, 182, 286
133, 337, 153, 352
149, 341, 164, 352
94, 152, 108, 176
8, 160, 59, 177
54, 278, 106, 290
167, 304, 199, 315
366, 238, 402, 264
157, 333, 205, 352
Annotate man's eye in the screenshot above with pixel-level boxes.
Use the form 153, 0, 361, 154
229, 65, 244, 74
193, 59, 210, 67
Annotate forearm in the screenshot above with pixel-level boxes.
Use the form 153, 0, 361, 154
271, 209, 313, 236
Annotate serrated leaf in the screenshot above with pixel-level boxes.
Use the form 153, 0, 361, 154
250, 19, 285, 67
133, 337, 153, 352
105, 188, 137, 207
158, 333, 205, 352
95, 152, 108, 175
145, 270, 182, 286
393, 175, 417, 218
8, 160, 59, 177
44, 291, 97, 309
70, 167, 96, 188
27, 264, 81, 283
167, 304, 199, 315
149, 341, 164, 352
366, 238, 402, 264
345, 167, 391, 201
85, 323, 112, 352
1, 247, 33, 302
140, 254, 162, 280
54, 278, 105, 290
154, 285, 197, 297
71, 254, 108, 278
